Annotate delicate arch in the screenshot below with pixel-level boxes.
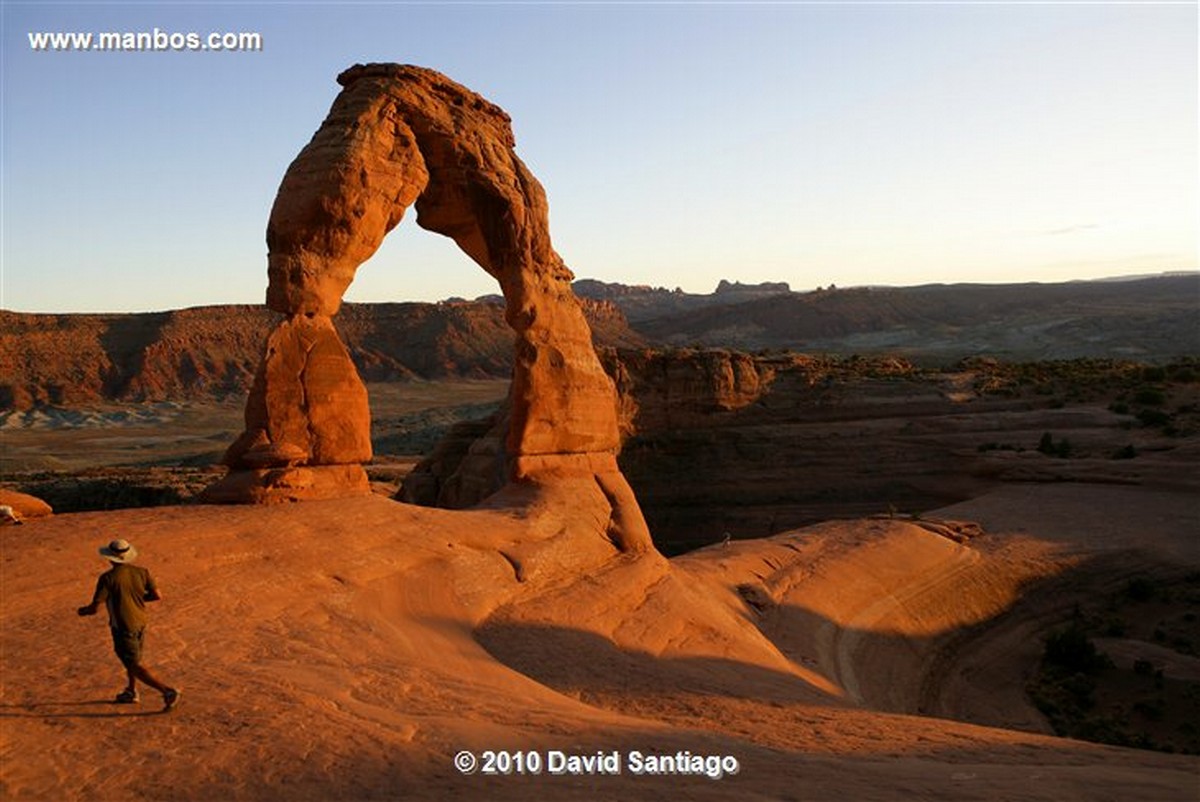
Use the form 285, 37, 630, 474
264, 63, 619, 459
211, 64, 651, 552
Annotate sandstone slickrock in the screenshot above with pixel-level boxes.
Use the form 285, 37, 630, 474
208, 64, 651, 550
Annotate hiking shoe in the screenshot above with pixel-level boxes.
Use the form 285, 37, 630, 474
114, 689, 140, 704
162, 688, 181, 711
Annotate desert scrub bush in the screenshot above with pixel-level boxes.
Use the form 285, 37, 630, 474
1028, 573, 1200, 754
1027, 622, 1113, 737
1043, 622, 1112, 675
1142, 366, 1168, 383
1134, 387, 1167, 406
1136, 408, 1172, 428
1125, 577, 1157, 602
1168, 365, 1197, 383
977, 442, 1020, 453
1134, 698, 1167, 721
1037, 432, 1073, 458
1028, 670, 1101, 731
1111, 444, 1137, 460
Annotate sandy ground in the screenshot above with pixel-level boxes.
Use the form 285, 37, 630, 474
1, 481, 1197, 800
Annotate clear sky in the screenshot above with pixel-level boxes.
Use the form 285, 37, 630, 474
2, 2, 1196, 313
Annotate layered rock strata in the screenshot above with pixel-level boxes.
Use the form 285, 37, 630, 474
207, 64, 651, 551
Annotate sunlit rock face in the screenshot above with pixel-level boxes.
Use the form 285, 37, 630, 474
207, 64, 651, 551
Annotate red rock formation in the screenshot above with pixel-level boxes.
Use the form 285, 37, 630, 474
206, 315, 374, 503
0, 489, 53, 520
210, 64, 651, 550
604, 347, 775, 433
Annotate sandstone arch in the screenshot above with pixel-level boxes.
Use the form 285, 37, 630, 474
205, 64, 652, 552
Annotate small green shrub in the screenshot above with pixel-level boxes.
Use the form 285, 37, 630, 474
1170, 367, 1196, 382
1039, 432, 1073, 458
1137, 409, 1171, 428
1044, 623, 1111, 674
1126, 577, 1156, 602
1142, 367, 1167, 383
1134, 699, 1166, 720
1134, 387, 1167, 406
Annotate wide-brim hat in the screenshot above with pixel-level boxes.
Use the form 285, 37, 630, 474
99, 539, 138, 563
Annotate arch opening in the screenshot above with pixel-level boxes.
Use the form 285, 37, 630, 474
345, 226, 498, 305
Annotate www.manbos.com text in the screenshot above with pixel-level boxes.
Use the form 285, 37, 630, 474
28, 28, 263, 53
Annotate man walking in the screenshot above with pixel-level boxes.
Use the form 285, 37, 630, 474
78, 538, 180, 711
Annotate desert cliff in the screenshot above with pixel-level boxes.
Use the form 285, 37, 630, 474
0, 299, 639, 412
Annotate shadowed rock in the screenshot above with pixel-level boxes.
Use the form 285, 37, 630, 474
206, 64, 651, 551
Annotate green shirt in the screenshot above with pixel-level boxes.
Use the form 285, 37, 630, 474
90, 563, 157, 632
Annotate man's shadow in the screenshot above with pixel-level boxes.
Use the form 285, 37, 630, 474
0, 700, 169, 719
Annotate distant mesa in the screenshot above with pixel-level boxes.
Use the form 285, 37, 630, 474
714, 278, 791, 294
202, 64, 651, 552
573, 278, 792, 300
1, 275, 1193, 413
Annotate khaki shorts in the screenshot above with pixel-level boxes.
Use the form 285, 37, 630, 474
110, 627, 145, 667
